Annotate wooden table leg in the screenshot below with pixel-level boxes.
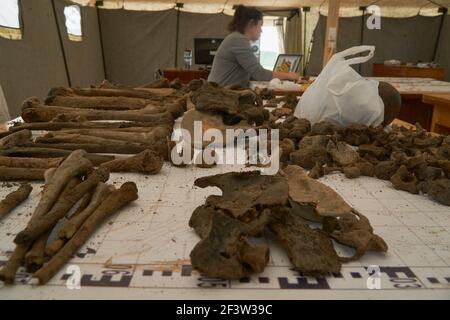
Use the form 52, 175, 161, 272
431, 104, 450, 134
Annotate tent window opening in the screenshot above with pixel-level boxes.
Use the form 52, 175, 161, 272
0, 0, 22, 40
64, 5, 83, 41
260, 17, 285, 70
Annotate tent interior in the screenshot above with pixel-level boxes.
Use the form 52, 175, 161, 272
1, 0, 450, 117
2, 1, 450, 300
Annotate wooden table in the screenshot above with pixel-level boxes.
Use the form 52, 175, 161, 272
163, 68, 209, 84
422, 93, 450, 134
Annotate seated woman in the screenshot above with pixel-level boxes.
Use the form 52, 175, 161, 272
208, 5, 299, 87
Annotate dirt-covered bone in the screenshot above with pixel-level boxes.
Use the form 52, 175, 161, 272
194, 171, 289, 221
190, 210, 269, 279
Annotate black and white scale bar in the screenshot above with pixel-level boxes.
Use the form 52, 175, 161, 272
426, 277, 450, 284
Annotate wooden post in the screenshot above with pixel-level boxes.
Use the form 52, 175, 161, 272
323, 0, 341, 67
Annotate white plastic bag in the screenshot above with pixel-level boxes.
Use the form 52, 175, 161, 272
295, 46, 384, 127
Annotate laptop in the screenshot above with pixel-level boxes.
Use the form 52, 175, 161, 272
273, 54, 303, 73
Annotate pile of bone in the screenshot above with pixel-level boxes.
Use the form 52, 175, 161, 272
0, 79, 186, 181
0, 150, 139, 285
189, 80, 269, 126
273, 117, 450, 206
188, 166, 387, 279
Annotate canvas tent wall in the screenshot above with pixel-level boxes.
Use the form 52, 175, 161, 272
98, 9, 232, 86
306, 13, 450, 79
0, 0, 104, 118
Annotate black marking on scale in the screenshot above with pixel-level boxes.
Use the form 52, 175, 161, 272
428, 277, 450, 284
258, 277, 270, 283
427, 277, 439, 284
162, 270, 173, 276
181, 265, 192, 276
61, 273, 71, 281
141, 269, 173, 276
239, 277, 250, 283
379, 266, 416, 278
60, 272, 132, 287
143, 269, 154, 276
52, 264, 446, 289
278, 277, 330, 289
79, 273, 132, 287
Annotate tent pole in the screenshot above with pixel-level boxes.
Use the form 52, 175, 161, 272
175, 3, 184, 68
95, 2, 107, 80
50, 0, 72, 87
358, 6, 366, 74
432, 8, 447, 62
322, 0, 341, 67
303, 7, 310, 75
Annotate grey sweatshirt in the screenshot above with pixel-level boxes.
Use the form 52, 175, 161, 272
207, 32, 273, 87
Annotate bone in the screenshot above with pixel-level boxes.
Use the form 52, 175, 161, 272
194, 171, 289, 221
45, 192, 94, 257
27, 150, 93, 225
283, 165, 353, 220
66, 191, 93, 219
0, 243, 31, 284
0, 184, 33, 220
390, 165, 419, 194
0, 167, 46, 180
421, 178, 450, 206
190, 210, 269, 279
0, 147, 114, 165
140, 78, 170, 89
0, 170, 62, 283
58, 182, 113, 239
46, 95, 152, 110
100, 149, 163, 174
308, 162, 324, 179
14, 167, 110, 245
0, 156, 64, 169
323, 210, 388, 261
18, 142, 150, 155
32, 181, 138, 285
62, 126, 172, 133
44, 238, 66, 258
290, 143, 330, 170
0, 129, 32, 148
269, 208, 341, 276
49, 86, 178, 99
343, 166, 361, 179
9, 120, 174, 132
374, 161, 400, 180
24, 230, 51, 272
327, 140, 360, 167
21, 98, 178, 122
39, 126, 171, 145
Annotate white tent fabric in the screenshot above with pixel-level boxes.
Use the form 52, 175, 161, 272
70, 0, 450, 17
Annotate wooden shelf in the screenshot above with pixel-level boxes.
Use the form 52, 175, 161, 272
163, 68, 210, 84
